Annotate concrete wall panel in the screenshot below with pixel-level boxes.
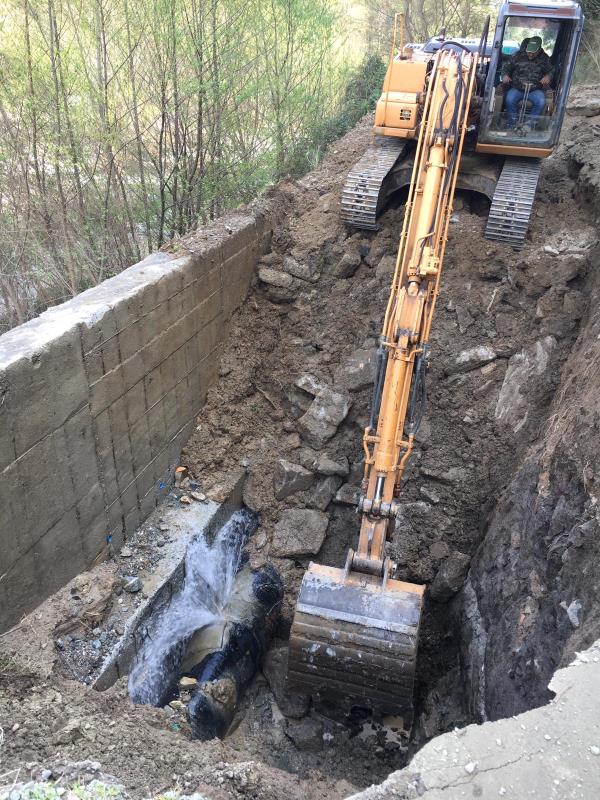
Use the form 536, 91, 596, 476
0, 207, 271, 631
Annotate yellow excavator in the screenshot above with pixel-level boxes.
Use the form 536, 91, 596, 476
287, 1, 583, 731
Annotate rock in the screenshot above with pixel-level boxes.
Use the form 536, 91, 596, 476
495, 337, 557, 432
297, 387, 352, 448
271, 509, 329, 557
263, 646, 310, 718
536, 287, 585, 338
456, 305, 474, 333
429, 541, 449, 559
258, 267, 301, 301
334, 483, 360, 505
420, 465, 468, 485
179, 676, 198, 690
560, 599, 582, 628
258, 266, 295, 288
295, 373, 328, 397
169, 700, 187, 712
567, 97, 600, 117
451, 346, 497, 373
421, 486, 441, 504
190, 491, 206, 502
376, 254, 396, 279
430, 552, 471, 601
180, 495, 192, 504
273, 460, 315, 500
285, 717, 324, 752
120, 546, 133, 558
304, 476, 343, 511
260, 252, 283, 267
334, 251, 362, 279
314, 453, 350, 477
297, 447, 319, 470
334, 348, 377, 392
285, 373, 328, 418
158, 523, 169, 532
122, 576, 142, 593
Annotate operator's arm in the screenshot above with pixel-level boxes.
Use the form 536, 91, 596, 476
502, 54, 515, 84
540, 52, 553, 86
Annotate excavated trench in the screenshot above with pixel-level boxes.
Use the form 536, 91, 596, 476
1, 95, 600, 799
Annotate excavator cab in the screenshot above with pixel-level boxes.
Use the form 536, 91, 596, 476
477, 0, 584, 155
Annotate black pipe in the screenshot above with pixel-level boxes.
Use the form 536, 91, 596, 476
185, 563, 283, 740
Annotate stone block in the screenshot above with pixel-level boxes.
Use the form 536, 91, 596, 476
135, 462, 155, 500
76, 482, 105, 529
140, 303, 164, 344
160, 353, 179, 397
119, 474, 139, 513
138, 486, 156, 520
144, 369, 164, 410
130, 416, 152, 475
18, 436, 71, 553
163, 386, 180, 440
147, 404, 167, 458
121, 351, 145, 394
82, 512, 109, 563
63, 406, 100, 500
89, 367, 125, 418
0, 391, 16, 472
124, 504, 141, 535
0, 461, 23, 572
36, 509, 86, 598
195, 263, 222, 306
125, 381, 146, 426
3, 326, 89, 457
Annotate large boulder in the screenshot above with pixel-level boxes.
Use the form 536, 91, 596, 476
450, 346, 497, 374
271, 509, 329, 557
314, 453, 349, 477
273, 460, 315, 500
304, 475, 343, 511
334, 348, 377, 392
430, 551, 471, 601
495, 337, 557, 432
297, 386, 352, 448
285, 717, 324, 752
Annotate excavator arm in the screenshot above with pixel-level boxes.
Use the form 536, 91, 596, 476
287, 46, 478, 730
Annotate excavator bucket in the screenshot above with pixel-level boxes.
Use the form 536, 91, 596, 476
287, 563, 424, 731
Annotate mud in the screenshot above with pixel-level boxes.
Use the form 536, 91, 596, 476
2, 88, 600, 799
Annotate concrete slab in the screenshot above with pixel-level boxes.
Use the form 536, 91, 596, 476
350, 642, 600, 800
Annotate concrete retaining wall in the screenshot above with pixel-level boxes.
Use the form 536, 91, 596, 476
0, 208, 271, 632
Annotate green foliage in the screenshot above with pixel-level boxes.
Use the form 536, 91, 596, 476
283, 54, 386, 177
0, 0, 365, 328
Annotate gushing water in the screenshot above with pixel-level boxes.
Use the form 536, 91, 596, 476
128, 509, 258, 706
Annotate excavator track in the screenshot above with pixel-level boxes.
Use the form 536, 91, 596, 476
341, 136, 407, 229
485, 157, 542, 248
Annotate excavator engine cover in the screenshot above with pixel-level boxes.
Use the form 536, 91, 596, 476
287, 563, 424, 730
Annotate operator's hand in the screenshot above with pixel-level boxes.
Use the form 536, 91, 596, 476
502, 74, 511, 85
540, 74, 551, 86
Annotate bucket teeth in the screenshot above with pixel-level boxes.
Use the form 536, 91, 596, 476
287, 564, 424, 732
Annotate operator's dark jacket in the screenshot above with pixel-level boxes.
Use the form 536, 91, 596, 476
505, 50, 552, 91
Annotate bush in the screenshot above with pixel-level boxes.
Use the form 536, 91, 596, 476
284, 54, 387, 177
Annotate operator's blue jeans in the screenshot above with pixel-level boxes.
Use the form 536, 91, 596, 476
505, 87, 545, 127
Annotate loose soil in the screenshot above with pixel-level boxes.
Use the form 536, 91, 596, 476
2, 88, 600, 800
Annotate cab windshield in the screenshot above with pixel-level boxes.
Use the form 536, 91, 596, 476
483, 15, 562, 145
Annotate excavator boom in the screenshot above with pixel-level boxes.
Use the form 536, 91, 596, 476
288, 45, 479, 730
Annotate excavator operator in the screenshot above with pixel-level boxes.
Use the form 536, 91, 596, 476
502, 35, 552, 129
